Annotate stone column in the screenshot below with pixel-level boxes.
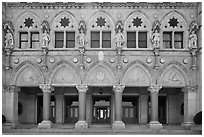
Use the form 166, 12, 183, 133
4, 85, 20, 128
148, 84, 163, 129
75, 84, 88, 130
38, 84, 54, 129
112, 85, 125, 129
182, 86, 197, 127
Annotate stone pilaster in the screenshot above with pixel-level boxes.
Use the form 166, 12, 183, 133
4, 85, 20, 128
148, 84, 163, 129
38, 84, 54, 129
75, 84, 88, 130
112, 85, 125, 130
182, 86, 197, 127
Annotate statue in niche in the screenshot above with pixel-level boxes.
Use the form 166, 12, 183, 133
77, 20, 88, 48
115, 21, 125, 48
3, 21, 14, 49
41, 21, 50, 48
188, 21, 199, 49
151, 20, 161, 48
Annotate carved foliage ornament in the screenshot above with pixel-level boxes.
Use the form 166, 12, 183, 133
148, 84, 162, 93
39, 84, 54, 93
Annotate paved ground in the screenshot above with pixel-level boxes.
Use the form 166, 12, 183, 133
2, 123, 202, 135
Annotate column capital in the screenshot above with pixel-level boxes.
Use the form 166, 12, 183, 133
39, 84, 54, 93
182, 86, 198, 93
4, 85, 20, 93
76, 84, 88, 92
113, 85, 125, 93
148, 84, 162, 93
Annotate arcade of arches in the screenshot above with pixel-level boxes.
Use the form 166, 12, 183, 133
2, 2, 201, 130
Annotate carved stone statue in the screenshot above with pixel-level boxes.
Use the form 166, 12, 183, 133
115, 21, 124, 48
3, 21, 14, 49
4, 29, 14, 49
151, 29, 160, 48
188, 21, 199, 49
151, 20, 161, 48
41, 21, 50, 48
77, 20, 88, 47
189, 30, 197, 49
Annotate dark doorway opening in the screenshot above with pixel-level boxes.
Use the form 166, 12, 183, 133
122, 96, 139, 124
64, 95, 78, 123
92, 95, 111, 124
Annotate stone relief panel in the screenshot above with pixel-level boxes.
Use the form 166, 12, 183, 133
121, 66, 150, 86
51, 66, 79, 85
16, 67, 41, 86
86, 65, 115, 86
158, 66, 186, 86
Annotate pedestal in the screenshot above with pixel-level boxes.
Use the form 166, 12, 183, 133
74, 121, 88, 130
112, 121, 125, 130
38, 120, 52, 129
148, 121, 163, 129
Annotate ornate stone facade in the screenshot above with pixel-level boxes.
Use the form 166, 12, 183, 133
2, 2, 201, 130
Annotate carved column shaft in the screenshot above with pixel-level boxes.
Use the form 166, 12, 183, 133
148, 84, 162, 122
190, 48, 198, 70
154, 48, 159, 69
113, 85, 125, 121
4, 86, 20, 126
39, 84, 54, 121
76, 85, 88, 121
182, 86, 197, 126
4, 48, 13, 70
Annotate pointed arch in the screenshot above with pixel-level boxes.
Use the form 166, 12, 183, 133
15, 11, 41, 30
51, 10, 78, 31
120, 61, 152, 86
85, 62, 116, 86
49, 61, 81, 86
124, 10, 151, 30
87, 10, 115, 30
157, 62, 189, 87
10, 61, 44, 86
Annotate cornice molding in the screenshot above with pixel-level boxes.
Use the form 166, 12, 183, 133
6, 2, 199, 10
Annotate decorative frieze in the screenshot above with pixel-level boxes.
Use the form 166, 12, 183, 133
148, 84, 162, 93
113, 85, 125, 93
4, 85, 20, 93
7, 2, 198, 9
39, 84, 54, 93
182, 86, 198, 93
76, 84, 88, 92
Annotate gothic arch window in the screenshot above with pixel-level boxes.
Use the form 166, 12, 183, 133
88, 11, 114, 49
52, 12, 77, 49
161, 11, 187, 50
124, 11, 151, 49
16, 12, 41, 49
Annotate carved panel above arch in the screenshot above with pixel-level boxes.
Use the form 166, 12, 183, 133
51, 66, 79, 86
16, 67, 42, 86
86, 65, 116, 86
158, 66, 187, 87
121, 66, 151, 86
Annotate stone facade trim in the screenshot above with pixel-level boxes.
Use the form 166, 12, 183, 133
148, 84, 162, 93
4, 85, 20, 93
39, 84, 54, 93
113, 85, 125, 93
76, 84, 88, 92
182, 86, 198, 93
6, 2, 199, 9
